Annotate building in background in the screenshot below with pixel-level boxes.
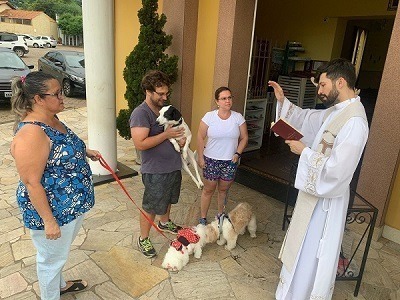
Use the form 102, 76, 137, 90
0, 3, 57, 39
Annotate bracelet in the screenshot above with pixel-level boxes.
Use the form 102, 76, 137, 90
234, 152, 241, 157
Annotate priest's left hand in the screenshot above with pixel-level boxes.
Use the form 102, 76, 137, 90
285, 140, 306, 155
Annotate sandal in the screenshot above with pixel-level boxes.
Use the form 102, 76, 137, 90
60, 279, 88, 295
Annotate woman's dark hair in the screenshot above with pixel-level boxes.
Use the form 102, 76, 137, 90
141, 70, 171, 94
11, 71, 55, 132
214, 86, 231, 100
315, 58, 356, 89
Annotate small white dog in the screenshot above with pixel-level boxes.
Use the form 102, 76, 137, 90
157, 105, 204, 189
162, 222, 219, 272
214, 202, 257, 251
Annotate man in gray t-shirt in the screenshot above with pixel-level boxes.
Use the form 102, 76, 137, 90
129, 70, 185, 258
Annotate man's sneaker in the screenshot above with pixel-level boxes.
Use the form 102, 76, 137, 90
137, 237, 156, 258
157, 220, 182, 234
199, 217, 207, 225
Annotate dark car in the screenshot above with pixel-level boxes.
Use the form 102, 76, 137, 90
38, 50, 85, 97
0, 48, 33, 104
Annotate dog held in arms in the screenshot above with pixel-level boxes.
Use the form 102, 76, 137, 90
213, 202, 257, 251
162, 222, 219, 271
156, 105, 204, 189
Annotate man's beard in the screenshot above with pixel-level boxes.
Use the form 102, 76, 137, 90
318, 86, 339, 107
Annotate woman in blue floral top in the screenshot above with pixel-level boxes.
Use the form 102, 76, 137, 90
10, 71, 100, 299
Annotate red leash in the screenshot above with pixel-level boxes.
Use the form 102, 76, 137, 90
98, 155, 172, 241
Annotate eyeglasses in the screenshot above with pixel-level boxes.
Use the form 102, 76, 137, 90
218, 96, 233, 101
153, 91, 171, 98
40, 90, 63, 99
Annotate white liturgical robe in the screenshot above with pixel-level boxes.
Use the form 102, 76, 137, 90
275, 97, 369, 300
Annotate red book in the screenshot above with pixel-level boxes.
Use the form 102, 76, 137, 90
271, 118, 303, 140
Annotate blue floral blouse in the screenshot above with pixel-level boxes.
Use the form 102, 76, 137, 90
15, 121, 94, 230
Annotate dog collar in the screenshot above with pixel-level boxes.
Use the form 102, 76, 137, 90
172, 118, 183, 127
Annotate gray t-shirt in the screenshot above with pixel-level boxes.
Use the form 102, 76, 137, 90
129, 101, 182, 174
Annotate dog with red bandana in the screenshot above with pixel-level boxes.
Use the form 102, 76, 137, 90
162, 222, 219, 271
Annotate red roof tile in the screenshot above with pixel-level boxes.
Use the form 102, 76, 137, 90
0, 9, 43, 20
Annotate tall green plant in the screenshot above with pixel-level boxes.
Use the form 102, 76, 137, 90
116, 0, 178, 140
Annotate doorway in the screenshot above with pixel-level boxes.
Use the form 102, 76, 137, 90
237, 13, 395, 201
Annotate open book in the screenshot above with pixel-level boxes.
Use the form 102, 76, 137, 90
271, 118, 303, 140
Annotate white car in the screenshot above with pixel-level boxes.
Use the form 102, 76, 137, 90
0, 32, 29, 57
35, 35, 57, 48
19, 34, 45, 48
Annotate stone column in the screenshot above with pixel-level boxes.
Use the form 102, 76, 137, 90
82, 0, 117, 175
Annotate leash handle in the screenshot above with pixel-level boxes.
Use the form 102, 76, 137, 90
98, 155, 172, 241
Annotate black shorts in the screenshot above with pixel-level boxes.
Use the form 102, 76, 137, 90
141, 170, 182, 215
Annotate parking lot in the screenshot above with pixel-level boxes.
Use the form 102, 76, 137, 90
0, 45, 86, 124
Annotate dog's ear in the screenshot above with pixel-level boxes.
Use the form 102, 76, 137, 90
171, 107, 182, 122
164, 106, 182, 122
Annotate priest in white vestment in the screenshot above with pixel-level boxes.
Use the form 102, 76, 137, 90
269, 58, 369, 300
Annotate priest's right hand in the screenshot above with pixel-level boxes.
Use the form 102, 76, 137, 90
268, 81, 284, 103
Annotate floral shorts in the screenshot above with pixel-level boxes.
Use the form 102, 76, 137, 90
203, 156, 238, 181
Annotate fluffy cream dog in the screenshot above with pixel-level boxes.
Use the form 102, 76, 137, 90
215, 202, 257, 251
162, 222, 219, 272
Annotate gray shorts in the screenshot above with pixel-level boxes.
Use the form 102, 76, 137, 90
141, 170, 182, 215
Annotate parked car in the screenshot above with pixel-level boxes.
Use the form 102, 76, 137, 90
0, 48, 34, 104
0, 32, 29, 57
35, 35, 57, 48
38, 50, 85, 97
18, 34, 45, 48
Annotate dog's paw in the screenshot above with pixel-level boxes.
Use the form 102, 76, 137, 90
250, 233, 257, 238
217, 239, 225, 246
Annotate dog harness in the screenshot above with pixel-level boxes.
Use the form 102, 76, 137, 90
171, 228, 200, 253
217, 213, 234, 237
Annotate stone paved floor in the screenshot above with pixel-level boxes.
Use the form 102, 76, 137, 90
1, 106, 400, 299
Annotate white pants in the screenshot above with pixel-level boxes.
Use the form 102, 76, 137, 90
30, 214, 84, 300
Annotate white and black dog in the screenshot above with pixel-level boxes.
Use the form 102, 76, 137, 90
157, 105, 204, 189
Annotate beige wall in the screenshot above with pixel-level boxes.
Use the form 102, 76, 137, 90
0, 14, 57, 37
358, 7, 400, 226
32, 14, 57, 37
0, 3, 12, 12
163, 0, 199, 126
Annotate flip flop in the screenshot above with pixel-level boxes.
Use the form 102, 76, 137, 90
60, 279, 88, 295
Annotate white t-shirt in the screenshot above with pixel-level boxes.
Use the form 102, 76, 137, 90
201, 110, 245, 160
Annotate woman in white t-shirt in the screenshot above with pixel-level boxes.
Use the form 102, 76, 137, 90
197, 87, 248, 225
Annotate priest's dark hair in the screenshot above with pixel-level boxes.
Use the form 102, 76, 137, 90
315, 58, 356, 90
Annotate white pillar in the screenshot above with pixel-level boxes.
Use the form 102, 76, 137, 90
82, 0, 117, 175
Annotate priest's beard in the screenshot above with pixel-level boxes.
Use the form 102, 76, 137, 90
318, 85, 339, 107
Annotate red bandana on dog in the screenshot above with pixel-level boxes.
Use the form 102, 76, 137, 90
171, 228, 200, 253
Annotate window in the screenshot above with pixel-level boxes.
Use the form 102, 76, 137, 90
54, 53, 65, 65
0, 34, 18, 42
22, 19, 31, 25
44, 52, 56, 62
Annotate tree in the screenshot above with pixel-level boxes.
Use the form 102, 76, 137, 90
116, 0, 178, 140
58, 13, 83, 35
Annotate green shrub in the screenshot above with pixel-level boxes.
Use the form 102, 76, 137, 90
116, 0, 178, 140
